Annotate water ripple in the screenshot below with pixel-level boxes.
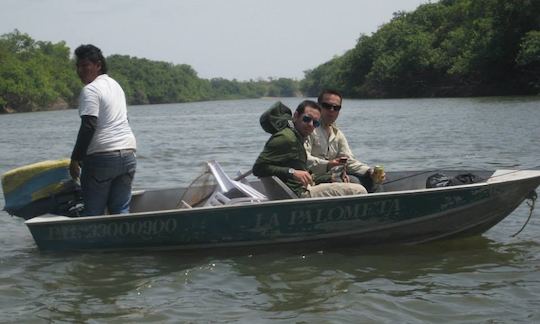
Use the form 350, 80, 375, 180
1, 98, 540, 322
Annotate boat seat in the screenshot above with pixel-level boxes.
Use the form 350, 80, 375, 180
205, 192, 267, 207
203, 161, 268, 207
259, 176, 298, 200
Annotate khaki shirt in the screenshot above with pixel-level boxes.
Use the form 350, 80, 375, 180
305, 123, 370, 178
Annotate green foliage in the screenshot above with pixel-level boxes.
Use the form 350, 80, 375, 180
207, 78, 258, 100
107, 55, 212, 104
0, 30, 79, 112
3, 0, 539, 112
107, 55, 300, 104
302, 59, 344, 97
265, 78, 299, 97
516, 30, 540, 66
302, 0, 540, 97
516, 30, 540, 90
1, 30, 300, 113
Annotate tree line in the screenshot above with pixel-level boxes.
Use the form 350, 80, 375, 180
301, 0, 540, 98
2, 0, 539, 113
0, 30, 299, 113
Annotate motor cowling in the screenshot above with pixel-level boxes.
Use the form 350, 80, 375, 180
2, 159, 82, 219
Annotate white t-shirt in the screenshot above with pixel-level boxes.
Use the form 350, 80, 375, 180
79, 74, 136, 155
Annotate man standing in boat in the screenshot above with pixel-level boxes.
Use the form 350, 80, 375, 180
69, 44, 137, 216
253, 100, 367, 197
305, 89, 384, 192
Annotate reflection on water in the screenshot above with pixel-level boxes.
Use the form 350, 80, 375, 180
7, 234, 534, 322
1, 97, 540, 322
221, 236, 538, 322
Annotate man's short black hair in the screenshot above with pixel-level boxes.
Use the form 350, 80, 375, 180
74, 44, 108, 74
296, 100, 321, 115
317, 89, 343, 103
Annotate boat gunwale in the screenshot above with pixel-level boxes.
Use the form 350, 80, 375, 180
24, 169, 540, 227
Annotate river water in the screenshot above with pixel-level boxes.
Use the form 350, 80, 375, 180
0, 97, 539, 322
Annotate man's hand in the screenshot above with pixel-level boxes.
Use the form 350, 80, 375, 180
341, 173, 350, 183
327, 156, 348, 169
292, 169, 314, 188
368, 167, 386, 184
69, 159, 81, 180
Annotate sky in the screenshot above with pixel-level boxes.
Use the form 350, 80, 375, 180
1, 0, 429, 81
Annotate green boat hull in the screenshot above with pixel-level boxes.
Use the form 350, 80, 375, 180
25, 169, 540, 251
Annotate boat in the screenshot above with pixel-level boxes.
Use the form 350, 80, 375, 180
4, 160, 540, 251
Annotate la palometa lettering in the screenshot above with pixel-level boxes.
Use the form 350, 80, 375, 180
255, 199, 400, 229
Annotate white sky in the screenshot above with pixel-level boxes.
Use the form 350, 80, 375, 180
1, 0, 428, 80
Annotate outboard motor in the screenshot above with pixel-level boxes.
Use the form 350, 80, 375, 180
2, 159, 82, 219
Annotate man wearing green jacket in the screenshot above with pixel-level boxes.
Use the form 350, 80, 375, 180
253, 100, 367, 198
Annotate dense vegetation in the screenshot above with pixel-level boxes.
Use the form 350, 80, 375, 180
2, 0, 539, 113
107, 55, 299, 105
0, 30, 299, 113
301, 0, 540, 98
0, 31, 80, 112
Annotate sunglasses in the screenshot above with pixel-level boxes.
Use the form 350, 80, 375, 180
302, 115, 321, 128
321, 102, 342, 111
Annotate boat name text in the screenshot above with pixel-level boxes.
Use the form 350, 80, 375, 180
46, 218, 178, 241
255, 199, 400, 230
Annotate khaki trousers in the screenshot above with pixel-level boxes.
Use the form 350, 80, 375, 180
301, 182, 368, 198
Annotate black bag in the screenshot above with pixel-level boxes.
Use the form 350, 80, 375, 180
451, 173, 484, 185
426, 173, 452, 188
426, 172, 484, 188
260, 101, 292, 134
